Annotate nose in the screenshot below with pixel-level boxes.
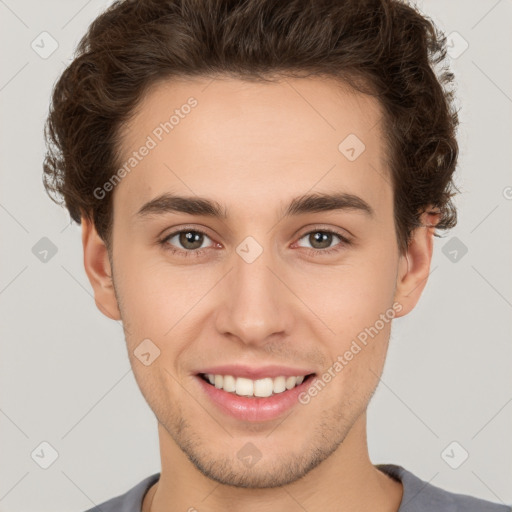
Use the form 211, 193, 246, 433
214, 243, 294, 347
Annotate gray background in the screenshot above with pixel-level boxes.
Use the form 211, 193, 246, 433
0, 0, 511, 510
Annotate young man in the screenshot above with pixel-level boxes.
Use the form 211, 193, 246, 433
42, 0, 510, 511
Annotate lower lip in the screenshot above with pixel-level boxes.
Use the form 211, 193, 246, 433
195, 375, 315, 422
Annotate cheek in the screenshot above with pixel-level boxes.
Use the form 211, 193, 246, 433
115, 231, 399, 343
299, 249, 398, 385
116, 254, 202, 328
305, 257, 398, 332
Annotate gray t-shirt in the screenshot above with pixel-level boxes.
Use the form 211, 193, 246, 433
85, 464, 511, 511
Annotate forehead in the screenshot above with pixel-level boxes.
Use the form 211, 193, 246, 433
113, 76, 390, 220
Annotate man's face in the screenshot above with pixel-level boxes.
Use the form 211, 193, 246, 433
98, 76, 411, 487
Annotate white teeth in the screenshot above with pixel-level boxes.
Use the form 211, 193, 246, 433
203, 373, 309, 397
223, 375, 236, 392
285, 376, 297, 390
253, 377, 273, 397
273, 376, 286, 393
235, 377, 253, 396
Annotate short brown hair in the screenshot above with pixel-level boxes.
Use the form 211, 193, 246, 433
43, 0, 459, 255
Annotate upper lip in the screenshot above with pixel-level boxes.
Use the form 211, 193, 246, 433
195, 365, 316, 380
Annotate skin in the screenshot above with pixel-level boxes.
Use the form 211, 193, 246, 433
82, 76, 438, 512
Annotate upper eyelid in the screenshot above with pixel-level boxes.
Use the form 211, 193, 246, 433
293, 225, 352, 246
162, 227, 215, 246
162, 225, 213, 240
296, 225, 350, 238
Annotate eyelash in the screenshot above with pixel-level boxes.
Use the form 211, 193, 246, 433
158, 227, 352, 258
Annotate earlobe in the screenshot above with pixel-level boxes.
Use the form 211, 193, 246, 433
393, 211, 438, 318
81, 215, 121, 321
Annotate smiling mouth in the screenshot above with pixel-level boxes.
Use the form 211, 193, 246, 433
197, 372, 316, 398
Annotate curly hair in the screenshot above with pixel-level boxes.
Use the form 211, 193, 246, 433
42, 0, 459, 255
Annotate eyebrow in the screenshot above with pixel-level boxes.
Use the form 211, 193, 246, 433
135, 191, 374, 219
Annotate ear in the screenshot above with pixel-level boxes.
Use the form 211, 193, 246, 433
393, 209, 440, 318
81, 215, 121, 321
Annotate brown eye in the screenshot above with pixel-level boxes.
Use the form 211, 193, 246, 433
295, 228, 351, 256
308, 231, 334, 249
162, 229, 213, 253
177, 231, 205, 250
298, 230, 340, 250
